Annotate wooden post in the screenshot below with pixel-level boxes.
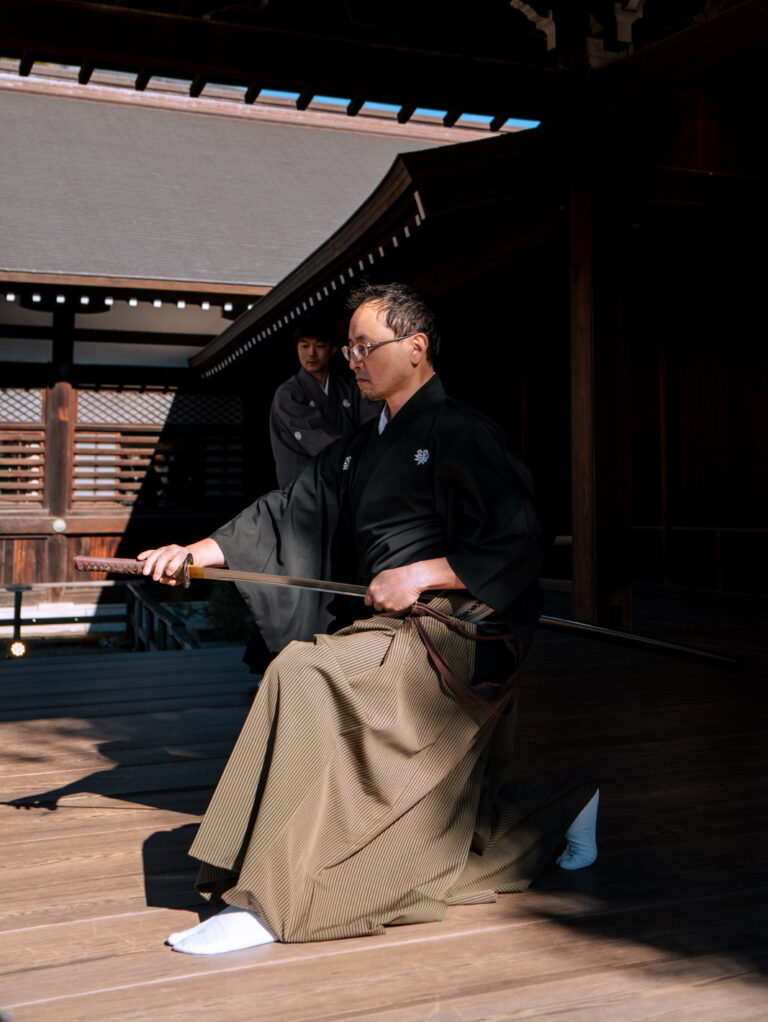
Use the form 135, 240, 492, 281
158, 616, 168, 651
126, 586, 136, 648
43, 309, 76, 585
569, 174, 634, 628
658, 335, 672, 583
570, 175, 598, 622
44, 379, 74, 586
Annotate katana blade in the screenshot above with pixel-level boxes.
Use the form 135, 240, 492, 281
187, 564, 367, 597
73, 557, 740, 668
73, 555, 367, 598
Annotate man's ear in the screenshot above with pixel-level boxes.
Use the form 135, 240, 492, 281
410, 333, 429, 364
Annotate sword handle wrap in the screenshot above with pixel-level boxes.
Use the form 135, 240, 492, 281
74, 556, 146, 576
73, 555, 190, 586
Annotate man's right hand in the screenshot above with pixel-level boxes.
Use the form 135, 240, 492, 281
137, 544, 194, 585
137, 537, 227, 585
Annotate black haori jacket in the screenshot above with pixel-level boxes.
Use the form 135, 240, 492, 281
213, 375, 543, 656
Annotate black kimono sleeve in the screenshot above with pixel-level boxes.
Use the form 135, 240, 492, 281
211, 440, 355, 654
434, 414, 543, 644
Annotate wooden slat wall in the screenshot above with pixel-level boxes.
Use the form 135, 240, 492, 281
0, 535, 124, 586
0, 385, 250, 585
0, 429, 46, 504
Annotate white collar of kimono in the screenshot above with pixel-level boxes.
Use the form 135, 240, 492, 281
323, 374, 330, 395
377, 405, 391, 434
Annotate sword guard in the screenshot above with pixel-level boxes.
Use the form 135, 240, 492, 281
180, 553, 193, 589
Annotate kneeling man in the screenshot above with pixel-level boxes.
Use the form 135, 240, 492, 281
140, 282, 598, 954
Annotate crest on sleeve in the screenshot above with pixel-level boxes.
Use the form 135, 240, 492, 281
414, 449, 430, 466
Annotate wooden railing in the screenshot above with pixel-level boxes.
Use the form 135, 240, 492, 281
2, 580, 200, 652
125, 582, 200, 651
1, 581, 126, 643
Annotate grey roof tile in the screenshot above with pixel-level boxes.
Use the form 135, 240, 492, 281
0, 90, 439, 287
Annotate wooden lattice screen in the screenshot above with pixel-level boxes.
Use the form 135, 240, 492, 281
0, 389, 46, 506
73, 389, 245, 510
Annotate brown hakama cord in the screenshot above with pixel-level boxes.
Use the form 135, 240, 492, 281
191, 598, 595, 943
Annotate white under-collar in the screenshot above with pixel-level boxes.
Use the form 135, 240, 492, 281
377, 405, 391, 435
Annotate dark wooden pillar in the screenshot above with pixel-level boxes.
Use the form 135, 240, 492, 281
52, 308, 74, 380
658, 332, 672, 584
45, 309, 76, 582
569, 175, 633, 628
570, 175, 598, 621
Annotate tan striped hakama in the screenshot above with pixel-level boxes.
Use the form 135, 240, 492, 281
191, 599, 596, 943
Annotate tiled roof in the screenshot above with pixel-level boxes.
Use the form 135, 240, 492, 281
0, 88, 441, 287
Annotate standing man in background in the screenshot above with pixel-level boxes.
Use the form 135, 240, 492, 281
269, 315, 380, 489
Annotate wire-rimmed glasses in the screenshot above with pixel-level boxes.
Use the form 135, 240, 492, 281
341, 333, 413, 362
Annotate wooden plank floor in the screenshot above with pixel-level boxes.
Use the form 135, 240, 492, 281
1, 592, 767, 1021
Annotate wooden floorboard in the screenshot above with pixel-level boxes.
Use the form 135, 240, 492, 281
1, 588, 766, 1021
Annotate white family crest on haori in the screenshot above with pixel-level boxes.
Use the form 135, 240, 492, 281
343, 456, 352, 471
414, 449, 430, 466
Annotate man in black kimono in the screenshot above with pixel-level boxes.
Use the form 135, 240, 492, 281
269, 315, 379, 489
139, 283, 599, 954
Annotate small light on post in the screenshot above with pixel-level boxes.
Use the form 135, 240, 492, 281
51, 518, 67, 534
177, 300, 186, 309
153, 299, 162, 308
129, 298, 138, 307
9, 640, 27, 658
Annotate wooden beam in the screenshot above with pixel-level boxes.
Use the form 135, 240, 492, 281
135, 67, 152, 91
74, 329, 210, 347
397, 101, 416, 124
0, 0, 571, 121
0, 361, 192, 388
189, 74, 206, 98
77, 60, 93, 85
0, 271, 270, 297
0, 326, 213, 346
0, 71, 494, 146
244, 82, 261, 104
593, 0, 768, 109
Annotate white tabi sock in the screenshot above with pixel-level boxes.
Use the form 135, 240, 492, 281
167, 905, 275, 954
556, 789, 599, 870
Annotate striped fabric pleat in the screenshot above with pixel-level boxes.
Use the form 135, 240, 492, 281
190, 600, 596, 942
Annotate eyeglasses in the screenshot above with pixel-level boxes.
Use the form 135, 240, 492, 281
341, 333, 413, 362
